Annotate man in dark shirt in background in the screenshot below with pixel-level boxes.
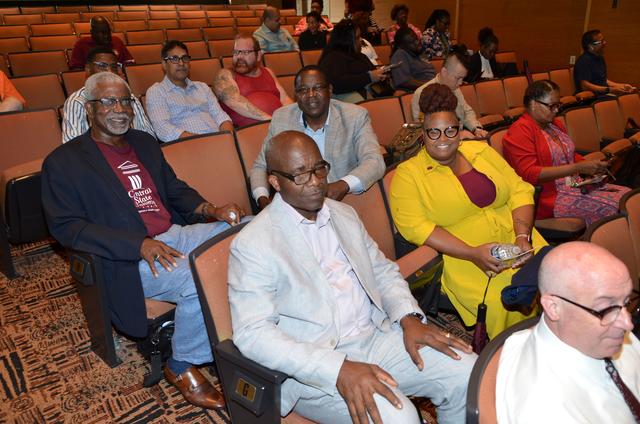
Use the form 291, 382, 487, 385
69, 16, 133, 69
299, 11, 328, 51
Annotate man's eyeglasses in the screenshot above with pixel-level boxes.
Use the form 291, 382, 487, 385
92, 61, 123, 72
551, 294, 634, 326
270, 161, 331, 185
163, 55, 191, 64
88, 97, 134, 109
534, 99, 562, 113
423, 126, 460, 140
295, 84, 329, 96
591, 39, 606, 46
232, 49, 257, 56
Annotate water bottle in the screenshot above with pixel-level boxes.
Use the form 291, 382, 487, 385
491, 244, 522, 263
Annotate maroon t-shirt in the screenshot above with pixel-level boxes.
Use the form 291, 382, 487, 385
69, 36, 133, 69
96, 142, 172, 236
457, 168, 497, 208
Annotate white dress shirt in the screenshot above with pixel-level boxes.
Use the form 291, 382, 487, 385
281, 195, 374, 340
496, 314, 640, 423
480, 53, 494, 79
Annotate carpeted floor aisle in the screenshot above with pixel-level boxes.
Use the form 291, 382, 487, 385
0, 241, 470, 424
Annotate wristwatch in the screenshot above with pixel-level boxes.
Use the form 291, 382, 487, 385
403, 312, 425, 323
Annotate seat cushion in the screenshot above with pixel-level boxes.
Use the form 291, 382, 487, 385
0, 158, 43, 210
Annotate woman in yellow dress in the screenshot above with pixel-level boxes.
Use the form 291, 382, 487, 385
389, 83, 546, 338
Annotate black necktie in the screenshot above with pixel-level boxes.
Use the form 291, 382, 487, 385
605, 358, 640, 423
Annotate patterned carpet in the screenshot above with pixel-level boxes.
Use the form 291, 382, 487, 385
0, 241, 470, 424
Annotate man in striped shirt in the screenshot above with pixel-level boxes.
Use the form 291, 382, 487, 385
62, 46, 155, 143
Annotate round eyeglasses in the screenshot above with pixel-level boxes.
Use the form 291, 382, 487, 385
423, 126, 461, 141
551, 294, 634, 326
270, 161, 331, 185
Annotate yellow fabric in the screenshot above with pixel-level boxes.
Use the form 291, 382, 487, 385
389, 141, 547, 338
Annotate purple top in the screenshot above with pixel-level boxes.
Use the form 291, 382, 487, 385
457, 168, 496, 208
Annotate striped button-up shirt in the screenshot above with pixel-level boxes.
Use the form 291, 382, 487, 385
62, 87, 155, 143
146, 76, 231, 142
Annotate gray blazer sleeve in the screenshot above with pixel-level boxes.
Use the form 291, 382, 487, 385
249, 121, 277, 200
347, 108, 385, 190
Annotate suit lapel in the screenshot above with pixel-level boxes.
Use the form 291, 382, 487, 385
79, 134, 145, 226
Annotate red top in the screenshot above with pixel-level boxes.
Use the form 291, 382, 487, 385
96, 141, 172, 237
457, 168, 497, 208
502, 113, 584, 219
221, 68, 282, 128
69, 36, 133, 69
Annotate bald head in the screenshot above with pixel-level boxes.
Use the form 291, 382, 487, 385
90, 16, 112, 46
539, 241, 628, 298
266, 130, 320, 172
262, 6, 281, 32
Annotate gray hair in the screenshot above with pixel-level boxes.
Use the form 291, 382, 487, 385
84, 72, 131, 100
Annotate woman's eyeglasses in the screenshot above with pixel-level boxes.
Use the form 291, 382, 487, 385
423, 126, 460, 140
534, 99, 562, 113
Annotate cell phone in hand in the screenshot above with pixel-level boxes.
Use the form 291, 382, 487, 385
382, 61, 403, 72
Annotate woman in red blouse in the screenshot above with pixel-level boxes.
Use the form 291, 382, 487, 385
502, 80, 628, 225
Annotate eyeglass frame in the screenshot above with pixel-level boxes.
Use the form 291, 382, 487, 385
269, 161, 331, 185
534, 98, 562, 113
87, 97, 135, 109
92, 61, 123, 72
591, 39, 606, 46
550, 294, 634, 325
232, 49, 257, 56
295, 83, 330, 97
163, 55, 192, 64
423, 125, 461, 141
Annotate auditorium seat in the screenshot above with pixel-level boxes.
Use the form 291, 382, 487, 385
206, 10, 233, 18
398, 92, 414, 122
0, 7, 20, 16
181, 18, 211, 29
593, 98, 638, 143
56, 6, 89, 13
231, 10, 255, 17
125, 63, 164, 97
262, 51, 302, 76
73, 22, 91, 34
120, 5, 148, 12
300, 49, 322, 66
430, 59, 444, 73
618, 93, 640, 128
237, 25, 260, 35
277, 74, 296, 99
184, 40, 210, 59
221, 55, 233, 69
126, 29, 165, 45
31, 23, 75, 36
0, 37, 29, 56
236, 16, 261, 26
563, 106, 601, 152
162, 132, 252, 214
44, 13, 81, 24
358, 96, 405, 148
503, 75, 528, 113
235, 120, 270, 177
550, 68, 594, 104
90, 5, 119, 12
127, 43, 162, 64
80, 12, 115, 22
4, 14, 44, 26
21, 6, 55, 14
115, 11, 148, 21
208, 39, 235, 58
189, 57, 221, 86
148, 19, 179, 30
149, 5, 177, 11
178, 10, 206, 19
619, 189, 640, 283
166, 28, 202, 42
176, 5, 203, 11
459, 83, 506, 129
203, 26, 236, 40
30, 35, 78, 52
280, 9, 297, 16
475, 79, 522, 120
61, 70, 86, 96
376, 44, 392, 66
149, 10, 178, 20
113, 20, 148, 33
0, 54, 8, 75
10, 73, 66, 110
8, 50, 69, 77
531, 71, 549, 81
285, 16, 301, 25
248, 4, 268, 9
209, 17, 236, 28
0, 25, 30, 40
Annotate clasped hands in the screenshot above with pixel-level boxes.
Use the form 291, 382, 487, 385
335, 316, 471, 424
468, 236, 533, 277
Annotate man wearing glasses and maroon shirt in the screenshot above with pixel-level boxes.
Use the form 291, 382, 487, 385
43, 72, 246, 410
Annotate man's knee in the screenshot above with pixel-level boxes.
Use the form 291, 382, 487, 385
373, 390, 421, 424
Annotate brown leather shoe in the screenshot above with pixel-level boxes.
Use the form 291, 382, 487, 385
164, 366, 226, 409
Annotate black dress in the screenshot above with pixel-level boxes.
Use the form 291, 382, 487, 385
299, 30, 327, 51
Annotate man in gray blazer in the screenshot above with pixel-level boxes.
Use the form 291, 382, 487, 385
230, 131, 475, 424
250, 65, 385, 210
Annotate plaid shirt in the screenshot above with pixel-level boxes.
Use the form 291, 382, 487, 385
146, 76, 231, 142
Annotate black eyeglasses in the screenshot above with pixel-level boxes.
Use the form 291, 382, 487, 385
591, 39, 606, 46
423, 126, 460, 141
232, 49, 257, 56
270, 161, 330, 185
295, 84, 329, 96
163, 55, 191, 64
92, 61, 123, 72
534, 99, 562, 113
551, 294, 633, 326
88, 97, 134, 109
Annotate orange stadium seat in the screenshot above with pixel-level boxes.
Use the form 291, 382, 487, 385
120, 5, 149, 11
208, 39, 235, 58
209, 17, 236, 27
4, 14, 43, 26
149, 10, 178, 20
0, 54, 8, 75
73, 22, 91, 34
206, 10, 233, 18
358, 96, 405, 148
285, 16, 302, 25
31, 23, 76, 36
178, 10, 206, 19
90, 5, 119, 12
80, 12, 115, 22
149, 5, 176, 11
376, 44, 392, 66
277, 74, 296, 99
21, 6, 55, 14
0, 37, 29, 56
8, 50, 69, 77
166, 28, 202, 42
262, 51, 302, 76
593, 98, 638, 143
115, 11, 148, 21
620, 189, 640, 283
9, 73, 66, 110
618, 93, 640, 128
127, 44, 163, 64
231, 10, 255, 17
221, 55, 233, 69
125, 62, 164, 97
459, 83, 505, 129
236, 25, 259, 34
300, 49, 322, 66
236, 17, 261, 26
531, 71, 549, 81
502, 75, 529, 114
184, 40, 210, 59
30, 35, 78, 52
61, 70, 86, 96
475, 79, 510, 118
44, 13, 80, 24
189, 57, 222, 86
126, 29, 165, 45
176, 5, 202, 11
0, 7, 20, 16
280, 9, 297, 16
56, 5, 89, 13
179, 18, 209, 29
235, 120, 270, 175
148, 19, 180, 30
399, 92, 413, 122
113, 20, 148, 32
563, 106, 603, 152
203, 26, 236, 40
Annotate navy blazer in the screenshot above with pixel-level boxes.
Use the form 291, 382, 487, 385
465, 51, 501, 83
41, 130, 205, 337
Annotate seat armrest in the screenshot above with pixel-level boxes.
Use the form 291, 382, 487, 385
69, 250, 99, 286
216, 339, 288, 385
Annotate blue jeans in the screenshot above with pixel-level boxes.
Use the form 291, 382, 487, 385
138, 222, 230, 365
292, 327, 476, 424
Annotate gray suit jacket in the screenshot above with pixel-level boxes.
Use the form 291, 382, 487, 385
249, 99, 385, 200
228, 195, 422, 415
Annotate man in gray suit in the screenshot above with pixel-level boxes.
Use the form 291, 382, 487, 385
250, 65, 385, 210
229, 131, 475, 424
